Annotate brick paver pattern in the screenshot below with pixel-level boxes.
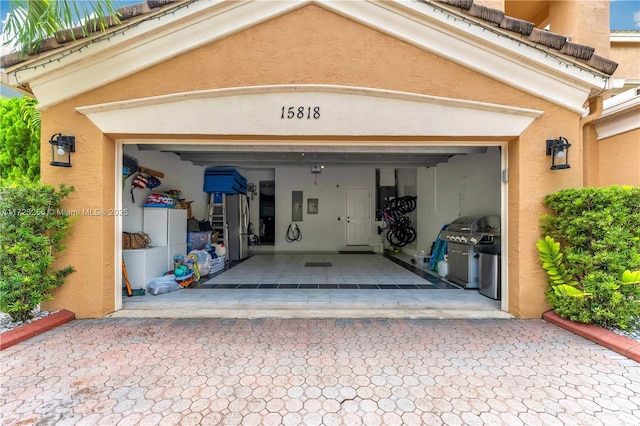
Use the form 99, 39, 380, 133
1, 318, 639, 425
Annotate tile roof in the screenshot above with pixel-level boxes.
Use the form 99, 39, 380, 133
0, 0, 188, 69
0, 0, 618, 76
433, 0, 618, 75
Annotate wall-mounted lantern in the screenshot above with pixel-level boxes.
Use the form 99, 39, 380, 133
49, 133, 76, 167
545, 137, 571, 170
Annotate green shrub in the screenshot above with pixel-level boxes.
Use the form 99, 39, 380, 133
0, 179, 75, 322
539, 186, 640, 330
0, 97, 41, 183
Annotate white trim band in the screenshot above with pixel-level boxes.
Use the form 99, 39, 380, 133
77, 84, 542, 137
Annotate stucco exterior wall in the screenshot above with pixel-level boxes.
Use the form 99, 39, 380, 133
41, 4, 584, 318
505, 0, 549, 28
610, 42, 640, 80
40, 101, 117, 317
503, 0, 611, 59
596, 129, 640, 187
547, 0, 610, 57
474, 0, 505, 11
509, 105, 580, 318
590, 86, 640, 188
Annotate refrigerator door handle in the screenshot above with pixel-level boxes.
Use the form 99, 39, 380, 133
243, 203, 249, 231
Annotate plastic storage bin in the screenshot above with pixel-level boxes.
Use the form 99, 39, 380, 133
187, 231, 212, 252
209, 257, 225, 274
203, 168, 248, 194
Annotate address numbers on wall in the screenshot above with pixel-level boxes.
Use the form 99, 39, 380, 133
280, 106, 321, 120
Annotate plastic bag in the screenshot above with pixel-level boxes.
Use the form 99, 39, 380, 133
189, 249, 212, 276
147, 274, 181, 295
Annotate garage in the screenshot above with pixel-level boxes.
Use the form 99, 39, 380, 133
2, 0, 617, 318
114, 135, 507, 317
87, 83, 516, 316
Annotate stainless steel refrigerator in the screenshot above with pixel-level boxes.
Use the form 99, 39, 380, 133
226, 194, 249, 261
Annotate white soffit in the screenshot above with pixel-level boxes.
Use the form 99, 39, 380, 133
595, 90, 640, 140
610, 32, 640, 44
76, 85, 542, 137
8, 0, 608, 113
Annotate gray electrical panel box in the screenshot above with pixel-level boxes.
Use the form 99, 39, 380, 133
292, 191, 303, 221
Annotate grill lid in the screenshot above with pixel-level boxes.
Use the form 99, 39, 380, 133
448, 216, 481, 232
441, 215, 500, 245
447, 215, 500, 233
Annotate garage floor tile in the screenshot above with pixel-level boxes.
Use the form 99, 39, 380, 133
118, 253, 505, 319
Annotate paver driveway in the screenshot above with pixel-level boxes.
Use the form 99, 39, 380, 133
1, 318, 639, 425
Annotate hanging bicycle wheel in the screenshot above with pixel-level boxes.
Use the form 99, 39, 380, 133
387, 229, 407, 248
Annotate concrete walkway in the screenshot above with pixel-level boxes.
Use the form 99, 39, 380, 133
115, 288, 510, 320
2, 318, 639, 425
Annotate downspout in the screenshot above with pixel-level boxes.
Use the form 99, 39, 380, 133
580, 96, 603, 187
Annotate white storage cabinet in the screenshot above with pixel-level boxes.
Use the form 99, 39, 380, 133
143, 208, 188, 271
122, 247, 168, 290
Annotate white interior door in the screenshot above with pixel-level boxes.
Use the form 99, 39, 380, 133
346, 188, 371, 246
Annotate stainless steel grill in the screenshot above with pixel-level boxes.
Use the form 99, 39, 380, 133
441, 215, 500, 245
441, 215, 500, 289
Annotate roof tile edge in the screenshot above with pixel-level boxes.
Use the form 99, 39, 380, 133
430, 0, 618, 76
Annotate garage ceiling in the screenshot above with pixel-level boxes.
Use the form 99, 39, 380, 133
137, 144, 488, 169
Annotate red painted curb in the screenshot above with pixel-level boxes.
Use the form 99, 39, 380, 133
0, 310, 75, 350
543, 310, 640, 363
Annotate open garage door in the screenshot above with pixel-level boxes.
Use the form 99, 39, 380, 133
79, 85, 526, 315
116, 138, 508, 318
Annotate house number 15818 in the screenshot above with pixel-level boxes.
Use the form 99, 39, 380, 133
281, 106, 321, 120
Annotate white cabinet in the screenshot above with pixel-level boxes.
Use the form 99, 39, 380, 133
143, 208, 187, 271
122, 247, 168, 290
143, 208, 187, 246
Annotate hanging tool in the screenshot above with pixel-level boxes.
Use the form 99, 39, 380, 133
122, 258, 133, 297
122, 258, 146, 296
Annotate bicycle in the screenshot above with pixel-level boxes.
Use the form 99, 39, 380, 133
379, 196, 417, 248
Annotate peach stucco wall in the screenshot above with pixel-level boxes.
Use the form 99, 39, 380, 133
474, 0, 505, 11
611, 42, 640, 80
547, 0, 610, 57
504, 1, 610, 56
41, 4, 584, 318
596, 128, 640, 187
40, 102, 117, 318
